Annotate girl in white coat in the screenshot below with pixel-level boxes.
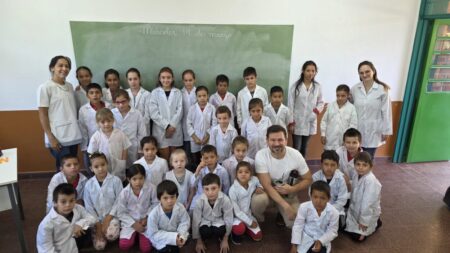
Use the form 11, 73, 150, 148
103, 69, 123, 107
288, 61, 324, 158
112, 89, 147, 166
165, 149, 195, 209
320, 84, 358, 151
351, 61, 393, 159
290, 181, 339, 253
149, 67, 183, 161
134, 136, 169, 187
74, 66, 92, 111
37, 183, 96, 253
116, 164, 159, 252
345, 151, 382, 242
181, 70, 197, 166
125, 68, 152, 134
83, 153, 123, 250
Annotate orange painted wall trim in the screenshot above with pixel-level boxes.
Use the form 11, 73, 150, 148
0, 101, 402, 173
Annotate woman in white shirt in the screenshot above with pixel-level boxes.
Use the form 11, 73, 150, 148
38, 56, 82, 170
351, 61, 392, 159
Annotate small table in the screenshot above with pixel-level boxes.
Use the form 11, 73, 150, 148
0, 148, 27, 253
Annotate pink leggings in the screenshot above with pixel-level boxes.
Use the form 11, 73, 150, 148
119, 232, 152, 253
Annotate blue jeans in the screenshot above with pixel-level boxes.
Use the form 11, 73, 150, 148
292, 135, 310, 158
49, 144, 78, 171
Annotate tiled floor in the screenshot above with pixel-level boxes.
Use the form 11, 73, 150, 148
1, 160, 449, 253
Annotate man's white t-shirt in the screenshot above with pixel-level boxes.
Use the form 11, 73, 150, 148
255, 146, 309, 184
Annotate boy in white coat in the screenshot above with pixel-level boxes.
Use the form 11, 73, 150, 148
208, 106, 238, 163
209, 74, 237, 127
187, 86, 217, 167
83, 153, 123, 250
46, 155, 87, 214
264, 86, 293, 131
193, 174, 233, 253
222, 136, 255, 183
37, 183, 96, 253
112, 89, 147, 166
236, 67, 269, 128
146, 180, 190, 252
320, 84, 357, 151
134, 136, 169, 187
241, 98, 272, 159
290, 181, 339, 253
336, 128, 363, 191
345, 151, 382, 242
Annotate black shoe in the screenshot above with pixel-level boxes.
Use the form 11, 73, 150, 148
230, 233, 242, 245
276, 213, 285, 227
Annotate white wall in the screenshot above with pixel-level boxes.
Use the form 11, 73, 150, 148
0, 0, 420, 111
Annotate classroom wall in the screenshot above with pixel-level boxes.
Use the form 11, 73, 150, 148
0, 0, 420, 172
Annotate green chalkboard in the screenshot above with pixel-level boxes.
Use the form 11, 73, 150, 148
70, 21, 294, 96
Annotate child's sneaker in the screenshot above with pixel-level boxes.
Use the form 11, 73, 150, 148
230, 233, 242, 245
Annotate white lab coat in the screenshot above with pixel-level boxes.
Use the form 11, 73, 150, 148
37, 204, 96, 253
134, 156, 169, 187
112, 107, 147, 165
351, 82, 393, 148
335, 146, 362, 181
241, 116, 272, 159
126, 87, 151, 133
208, 123, 238, 162
190, 164, 231, 210
78, 102, 111, 151
228, 177, 262, 226
288, 82, 324, 135
46, 172, 87, 213
264, 103, 293, 131
103, 87, 123, 107
87, 128, 131, 181
181, 86, 197, 141
222, 155, 255, 183
320, 101, 358, 150
145, 202, 191, 250
149, 87, 183, 148
115, 183, 159, 239
291, 201, 339, 253
192, 192, 233, 239
83, 173, 123, 221
345, 171, 381, 236
312, 170, 348, 214
165, 169, 194, 207
236, 85, 269, 127
186, 103, 217, 152
209, 91, 237, 127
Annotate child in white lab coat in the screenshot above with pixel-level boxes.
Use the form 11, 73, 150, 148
336, 128, 363, 191
79, 83, 110, 176
208, 106, 238, 163
37, 183, 96, 253
116, 164, 159, 252
83, 153, 123, 250
46, 154, 87, 213
187, 86, 217, 168
209, 74, 237, 127
112, 89, 147, 166
145, 180, 191, 252
87, 108, 131, 182
125, 68, 151, 134
229, 161, 264, 244
264, 86, 293, 131
312, 150, 348, 227
149, 67, 183, 161
193, 173, 233, 253
345, 151, 382, 242
190, 145, 231, 212
236, 67, 269, 128
74, 66, 92, 111
165, 149, 195, 209
320, 84, 358, 151
222, 136, 255, 183
288, 60, 324, 158
181, 69, 197, 169
134, 136, 169, 187
290, 181, 339, 253
241, 98, 272, 159
103, 69, 123, 107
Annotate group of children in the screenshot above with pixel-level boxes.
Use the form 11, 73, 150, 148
37, 64, 383, 252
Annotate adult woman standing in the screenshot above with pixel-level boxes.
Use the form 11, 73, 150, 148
288, 60, 324, 158
38, 55, 82, 170
351, 61, 392, 159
